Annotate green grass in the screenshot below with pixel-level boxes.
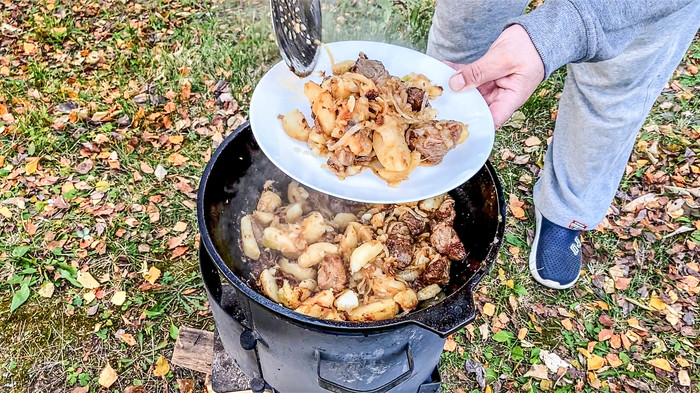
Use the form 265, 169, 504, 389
1, 0, 699, 392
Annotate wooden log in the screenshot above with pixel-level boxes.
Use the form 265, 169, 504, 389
171, 326, 214, 374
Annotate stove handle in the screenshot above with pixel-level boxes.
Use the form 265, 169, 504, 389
315, 345, 413, 393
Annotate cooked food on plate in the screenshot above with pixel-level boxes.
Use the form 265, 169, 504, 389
240, 180, 467, 322
278, 52, 469, 186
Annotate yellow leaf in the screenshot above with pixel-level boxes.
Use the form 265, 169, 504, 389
627, 317, 646, 331
0, 155, 4, 166
647, 358, 673, 372
498, 268, 506, 281
676, 356, 690, 368
153, 355, 170, 377
25, 157, 40, 174
98, 363, 118, 387
144, 266, 161, 284
38, 282, 55, 298
23, 42, 36, 54
483, 302, 495, 317
505, 279, 514, 289
83, 291, 96, 303
648, 295, 666, 311
167, 152, 189, 166
77, 271, 100, 289
0, 206, 11, 218
587, 354, 605, 371
95, 180, 110, 192
111, 291, 127, 306
587, 372, 601, 389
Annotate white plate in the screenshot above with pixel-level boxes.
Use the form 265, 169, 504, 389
249, 40, 495, 204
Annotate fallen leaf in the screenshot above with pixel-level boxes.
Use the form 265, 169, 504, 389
77, 271, 100, 289
647, 358, 673, 372
167, 233, 188, 249
483, 302, 495, 317
38, 282, 55, 298
443, 335, 457, 352
524, 135, 541, 147
615, 277, 632, 290
561, 318, 573, 331
98, 363, 118, 387
177, 379, 195, 393
172, 246, 189, 259
464, 359, 486, 389
153, 355, 170, 377
649, 295, 666, 311
517, 327, 528, 340
598, 314, 614, 327
627, 317, 647, 331
540, 350, 571, 372
167, 152, 189, 166
70, 387, 89, 393
25, 157, 40, 174
621, 332, 632, 350
120, 333, 137, 346
678, 370, 690, 386
173, 221, 187, 232
124, 386, 147, 393
610, 334, 621, 349
23, 42, 36, 54
154, 164, 167, 181
676, 356, 690, 368
140, 162, 154, 174
111, 291, 126, 306
587, 354, 605, 370
598, 329, 614, 341
587, 372, 601, 389
0, 206, 11, 218
75, 160, 94, 174
144, 266, 161, 284
602, 355, 621, 371
524, 364, 549, 380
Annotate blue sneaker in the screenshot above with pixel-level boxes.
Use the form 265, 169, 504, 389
529, 209, 583, 289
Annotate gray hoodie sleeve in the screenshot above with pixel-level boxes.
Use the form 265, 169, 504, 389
508, 0, 697, 78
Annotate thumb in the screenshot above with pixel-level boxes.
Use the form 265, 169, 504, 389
449, 54, 509, 92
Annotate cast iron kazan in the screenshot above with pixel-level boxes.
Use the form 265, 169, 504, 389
197, 122, 505, 393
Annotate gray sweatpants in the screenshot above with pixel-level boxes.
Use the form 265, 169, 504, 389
428, 1, 700, 230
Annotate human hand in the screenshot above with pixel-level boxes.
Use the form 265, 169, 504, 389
447, 25, 545, 128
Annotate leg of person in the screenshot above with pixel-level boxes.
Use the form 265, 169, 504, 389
427, 0, 530, 64
531, 2, 700, 289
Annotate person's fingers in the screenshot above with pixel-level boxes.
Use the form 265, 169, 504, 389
476, 81, 498, 104
488, 92, 526, 128
448, 51, 513, 92
442, 60, 461, 70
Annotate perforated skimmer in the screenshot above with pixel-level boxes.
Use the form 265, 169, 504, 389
270, 0, 322, 77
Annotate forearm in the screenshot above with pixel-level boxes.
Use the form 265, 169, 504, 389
509, 0, 697, 78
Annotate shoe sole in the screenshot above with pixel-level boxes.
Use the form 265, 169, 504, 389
528, 209, 579, 290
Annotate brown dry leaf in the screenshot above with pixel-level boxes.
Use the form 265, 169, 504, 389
610, 334, 621, 349
124, 386, 147, 393
25, 157, 40, 174
647, 358, 673, 372
140, 162, 154, 174
524, 135, 541, 147
38, 282, 55, 298
173, 221, 187, 232
587, 355, 605, 371
627, 317, 647, 331
561, 318, 573, 331
443, 335, 457, 352
676, 356, 690, 368
172, 246, 189, 259
178, 379, 195, 393
606, 353, 623, 368
517, 327, 528, 340
598, 329, 613, 341
0, 206, 12, 218
523, 364, 549, 380
587, 372, 601, 389
23, 42, 36, 54
153, 355, 170, 377
120, 333, 137, 346
77, 271, 100, 289
621, 333, 632, 350
144, 266, 161, 284
167, 233, 188, 249
98, 363, 118, 387
167, 152, 189, 166
168, 135, 184, 145
615, 277, 632, 290
70, 387, 89, 393
483, 302, 496, 317
678, 370, 690, 386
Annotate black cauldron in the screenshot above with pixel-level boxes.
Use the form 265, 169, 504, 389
197, 122, 505, 393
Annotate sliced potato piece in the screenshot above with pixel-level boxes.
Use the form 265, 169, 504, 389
278, 280, 310, 309
312, 91, 336, 135
286, 203, 303, 223
347, 299, 399, 322
419, 194, 446, 212
257, 190, 282, 213
304, 81, 323, 104
349, 240, 384, 274
298, 278, 318, 291
333, 213, 357, 230
373, 115, 411, 171
334, 289, 359, 312
303, 289, 335, 308
393, 289, 418, 310
278, 257, 317, 281
417, 284, 441, 301
298, 242, 339, 268
260, 268, 280, 303
331, 60, 355, 76
375, 152, 421, 187
281, 109, 312, 141
262, 227, 302, 255
240, 215, 260, 260
252, 210, 275, 226
301, 212, 326, 243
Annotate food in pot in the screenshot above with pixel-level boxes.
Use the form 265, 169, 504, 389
278, 53, 469, 186
240, 180, 467, 322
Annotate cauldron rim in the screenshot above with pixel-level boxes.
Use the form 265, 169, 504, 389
197, 122, 505, 337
